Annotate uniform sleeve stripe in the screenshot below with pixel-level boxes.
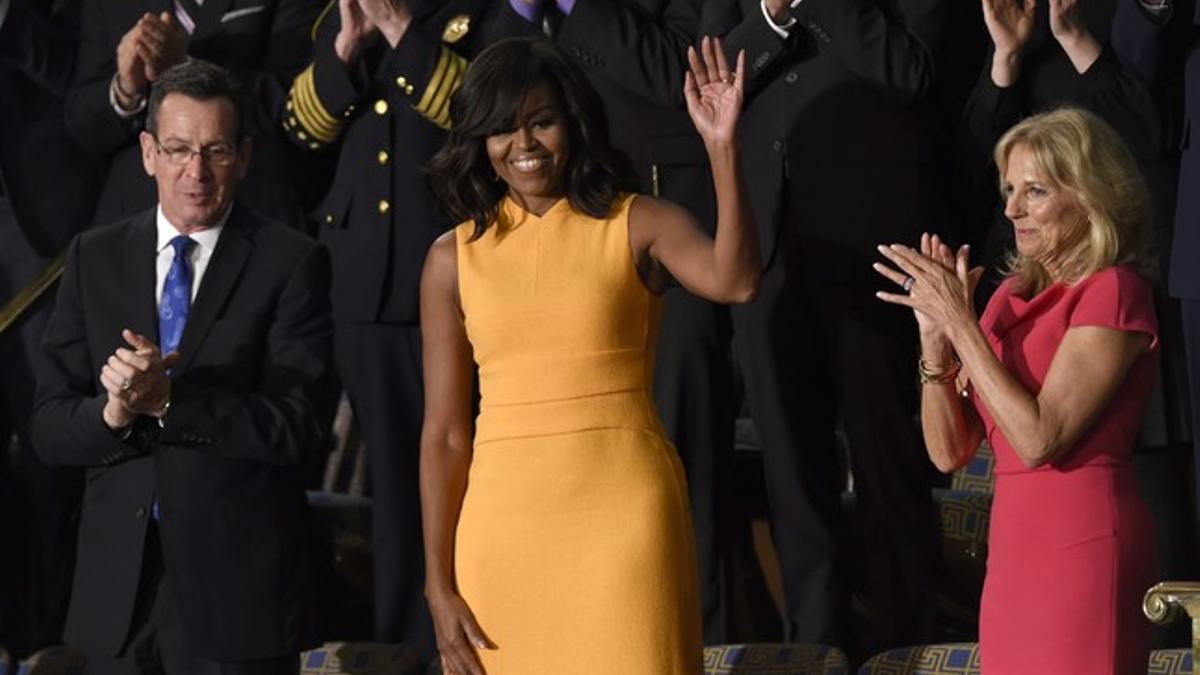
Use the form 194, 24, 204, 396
421, 51, 466, 128
429, 73, 460, 129
415, 48, 452, 115
292, 69, 341, 142
298, 67, 341, 133
291, 82, 336, 142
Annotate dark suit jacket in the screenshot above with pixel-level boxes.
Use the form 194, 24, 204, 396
1113, 0, 1200, 298
0, 0, 101, 257
705, 0, 948, 281
65, 0, 324, 227
285, 0, 494, 323
31, 204, 333, 660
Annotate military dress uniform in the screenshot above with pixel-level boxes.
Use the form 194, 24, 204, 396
282, 0, 494, 657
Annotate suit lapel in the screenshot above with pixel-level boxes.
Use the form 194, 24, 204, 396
124, 213, 159, 344
172, 207, 253, 375
190, 0, 236, 42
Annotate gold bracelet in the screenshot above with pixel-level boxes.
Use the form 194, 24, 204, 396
918, 356, 962, 385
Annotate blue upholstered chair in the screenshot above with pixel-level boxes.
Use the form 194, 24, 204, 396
856, 642, 981, 675
702, 643, 849, 675
949, 440, 995, 494
14, 646, 86, 675
300, 642, 422, 675
1149, 649, 1194, 674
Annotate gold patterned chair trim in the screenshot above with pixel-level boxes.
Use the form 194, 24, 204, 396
703, 643, 848, 674
949, 440, 994, 494
1144, 582, 1200, 668
1148, 648, 1194, 674
857, 642, 981, 674
300, 642, 421, 674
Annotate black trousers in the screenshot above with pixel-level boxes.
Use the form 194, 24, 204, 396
731, 238, 940, 650
0, 196, 82, 657
652, 287, 735, 644
334, 323, 434, 657
1181, 300, 1200, 535
85, 525, 299, 675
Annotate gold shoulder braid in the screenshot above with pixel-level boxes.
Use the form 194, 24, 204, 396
443, 14, 470, 43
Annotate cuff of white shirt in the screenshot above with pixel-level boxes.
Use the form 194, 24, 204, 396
109, 73, 147, 119
761, 0, 798, 39
1139, 0, 1169, 14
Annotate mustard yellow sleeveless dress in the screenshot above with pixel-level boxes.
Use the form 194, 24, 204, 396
453, 195, 702, 674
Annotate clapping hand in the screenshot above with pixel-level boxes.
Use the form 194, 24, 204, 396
982, 0, 1036, 58
334, 0, 379, 65
873, 234, 984, 338
684, 36, 744, 147
99, 329, 177, 431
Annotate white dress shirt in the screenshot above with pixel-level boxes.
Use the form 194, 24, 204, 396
154, 205, 229, 306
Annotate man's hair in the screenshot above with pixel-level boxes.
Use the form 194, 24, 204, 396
146, 60, 246, 140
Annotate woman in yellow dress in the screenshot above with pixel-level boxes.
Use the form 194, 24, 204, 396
419, 35, 755, 675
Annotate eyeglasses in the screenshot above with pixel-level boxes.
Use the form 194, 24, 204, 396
153, 138, 238, 166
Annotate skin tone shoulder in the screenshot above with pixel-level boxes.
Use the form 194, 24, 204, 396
417, 37, 757, 675
872, 141, 1152, 472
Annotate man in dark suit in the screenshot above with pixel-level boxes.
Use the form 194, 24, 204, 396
1113, 0, 1200, 533
0, 0, 99, 656
282, 0, 494, 656
65, 0, 326, 227
32, 60, 333, 674
706, 0, 949, 650
490, 0, 740, 642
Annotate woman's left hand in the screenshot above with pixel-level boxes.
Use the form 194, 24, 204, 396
684, 36, 744, 146
873, 242, 984, 336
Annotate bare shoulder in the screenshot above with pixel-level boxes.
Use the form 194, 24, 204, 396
628, 194, 693, 225
628, 194, 696, 249
422, 229, 460, 296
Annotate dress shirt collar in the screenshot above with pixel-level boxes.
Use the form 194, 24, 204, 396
155, 205, 229, 253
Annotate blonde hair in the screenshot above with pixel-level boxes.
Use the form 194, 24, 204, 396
994, 107, 1154, 294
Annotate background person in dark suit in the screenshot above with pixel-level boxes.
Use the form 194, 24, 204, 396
282, 0, 495, 657
65, 0, 327, 227
0, 0, 99, 657
704, 0, 950, 651
32, 60, 333, 674
1113, 0, 1200, 543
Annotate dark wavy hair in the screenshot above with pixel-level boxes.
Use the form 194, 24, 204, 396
427, 37, 637, 239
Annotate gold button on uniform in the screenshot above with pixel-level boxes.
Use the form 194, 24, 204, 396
396, 76, 408, 88
377, 150, 390, 165
404, 84, 414, 96
374, 99, 389, 115
378, 199, 390, 214
325, 214, 334, 224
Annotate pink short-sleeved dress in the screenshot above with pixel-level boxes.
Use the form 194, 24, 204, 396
972, 266, 1159, 675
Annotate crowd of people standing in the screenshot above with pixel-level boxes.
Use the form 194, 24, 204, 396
0, 0, 1198, 672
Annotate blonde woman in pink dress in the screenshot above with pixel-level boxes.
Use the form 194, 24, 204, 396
874, 107, 1158, 674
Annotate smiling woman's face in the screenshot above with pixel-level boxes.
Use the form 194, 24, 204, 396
485, 81, 570, 215
1002, 142, 1089, 278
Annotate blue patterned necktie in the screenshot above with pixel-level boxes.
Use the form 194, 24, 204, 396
154, 235, 194, 522
159, 235, 195, 356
